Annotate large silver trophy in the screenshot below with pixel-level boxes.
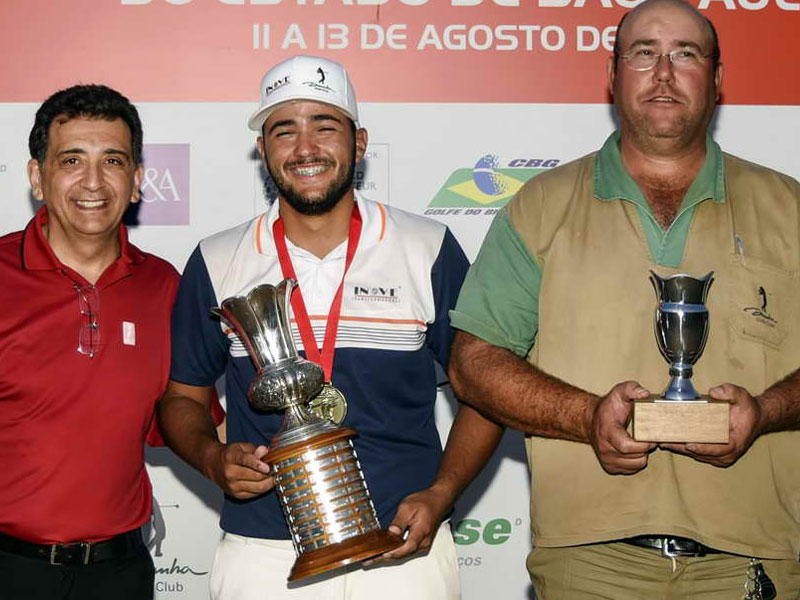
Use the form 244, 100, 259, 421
631, 271, 730, 443
212, 280, 401, 581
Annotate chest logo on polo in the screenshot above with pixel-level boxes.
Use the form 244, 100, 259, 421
352, 285, 402, 304
122, 321, 136, 346
743, 285, 778, 328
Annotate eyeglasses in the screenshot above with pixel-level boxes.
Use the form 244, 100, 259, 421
75, 284, 100, 357
620, 48, 712, 71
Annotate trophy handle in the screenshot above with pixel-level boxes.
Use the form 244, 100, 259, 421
699, 271, 714, 303
649, 270, 665, 300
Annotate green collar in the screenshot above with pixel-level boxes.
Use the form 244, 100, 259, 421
594, 130, 726, 212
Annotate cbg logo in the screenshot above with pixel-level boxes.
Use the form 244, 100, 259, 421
426, 154, 558, 216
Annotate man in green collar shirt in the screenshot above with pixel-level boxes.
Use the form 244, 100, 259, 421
448, 0, 800, 597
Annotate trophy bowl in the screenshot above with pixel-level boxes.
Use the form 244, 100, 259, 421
631, 271, 730, 443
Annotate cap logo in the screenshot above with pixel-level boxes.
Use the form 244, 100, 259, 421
301, 80, 335, 95
316, 67, 326, 85
265, 75, 290, 96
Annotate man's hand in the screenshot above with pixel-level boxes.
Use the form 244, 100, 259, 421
367, 486, 453, 564
205, 442, 274, 499
590, 381, 656, 475
660, 383, 762, 467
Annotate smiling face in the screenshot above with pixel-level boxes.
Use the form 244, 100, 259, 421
609, 0, 722, 152
28, 116, 142, 250
259, 100, 367, 216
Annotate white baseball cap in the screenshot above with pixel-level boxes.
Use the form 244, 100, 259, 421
247, 55, 359, 132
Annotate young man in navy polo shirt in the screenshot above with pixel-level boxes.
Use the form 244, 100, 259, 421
0, 85, 178, 600
158, 56, 503, 599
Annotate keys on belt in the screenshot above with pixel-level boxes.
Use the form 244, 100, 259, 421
625, 535, 721, 558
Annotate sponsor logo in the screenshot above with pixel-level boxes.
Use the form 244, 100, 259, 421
137, 144, 190, 226
154, 558, 207, 576
352, 284, 402, 303
426, 154, 559, 216
454, 517, 525, 569
354, 145, 390, 203
301, 67, 335, 96
743, 285, 778, 327
453, 517, 523, 546
265, 75, 290, 96
145, 496, 209, 596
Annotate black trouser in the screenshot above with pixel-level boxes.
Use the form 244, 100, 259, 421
0, 544, 155, 600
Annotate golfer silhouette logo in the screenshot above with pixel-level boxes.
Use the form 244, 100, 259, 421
146, 497, 167, 557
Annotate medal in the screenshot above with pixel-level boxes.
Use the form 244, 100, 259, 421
273, 204, 361, 426
308, 383, 348, 425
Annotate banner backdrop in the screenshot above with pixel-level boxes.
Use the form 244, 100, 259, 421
0, 1, 798, 599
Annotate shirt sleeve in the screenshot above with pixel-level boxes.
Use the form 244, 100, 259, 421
425, 227, 470, 369
449, 207, 542, 357
170, 245, 230, 386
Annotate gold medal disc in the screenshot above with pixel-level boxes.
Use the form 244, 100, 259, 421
308, 383, 348, 425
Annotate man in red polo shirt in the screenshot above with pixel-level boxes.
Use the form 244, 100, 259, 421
0, 85, 178, 600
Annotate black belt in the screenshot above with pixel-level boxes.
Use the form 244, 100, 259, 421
625, 536, 722, 558
0, 529, 144, 565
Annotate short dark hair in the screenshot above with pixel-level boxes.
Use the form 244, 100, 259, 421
612, 5, 721, 71
28, 84, 143, 165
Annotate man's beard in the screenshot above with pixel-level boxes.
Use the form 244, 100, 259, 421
267, 150, 356, 217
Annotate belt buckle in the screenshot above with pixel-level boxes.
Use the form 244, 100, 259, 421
81, 542, 92, 564
661, 537, 705, 558
48, 542, 93, 565
49, 544, 62, 566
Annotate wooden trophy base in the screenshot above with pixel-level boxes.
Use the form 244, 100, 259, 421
632, 396, 730, 443
289, 529, 403, 582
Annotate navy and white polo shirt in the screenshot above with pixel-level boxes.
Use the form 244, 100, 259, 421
170, 193, 469, 540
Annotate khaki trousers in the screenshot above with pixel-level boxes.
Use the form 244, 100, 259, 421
527, 541, 800, 599
210, 523, 460, 600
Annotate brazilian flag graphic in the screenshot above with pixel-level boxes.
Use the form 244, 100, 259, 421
429, 155, 547, 209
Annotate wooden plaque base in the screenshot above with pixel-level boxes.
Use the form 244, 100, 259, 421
632, 396, 730, 443
289, 529, 403, 582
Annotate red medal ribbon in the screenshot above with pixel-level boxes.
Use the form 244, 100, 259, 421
272, 204, 362, 382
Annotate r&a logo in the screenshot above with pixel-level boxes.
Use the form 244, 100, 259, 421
137, 144, 191, 226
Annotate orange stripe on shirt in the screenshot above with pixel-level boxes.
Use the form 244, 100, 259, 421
254, 214, 265, 254
298, 315, 425, 327
376, 203, 386, 241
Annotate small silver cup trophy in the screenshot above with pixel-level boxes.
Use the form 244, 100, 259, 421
631, 271, 730, 443
212, 280, 401, 581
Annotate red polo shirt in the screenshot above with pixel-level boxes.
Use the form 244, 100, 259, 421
0, 207, 179, 544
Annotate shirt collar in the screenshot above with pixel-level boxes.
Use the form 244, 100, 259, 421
21, 206, 145, 278
594, 130, 726, 210
254, 190, 386, 257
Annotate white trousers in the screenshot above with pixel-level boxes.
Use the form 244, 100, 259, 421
210, 522, 461, 600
